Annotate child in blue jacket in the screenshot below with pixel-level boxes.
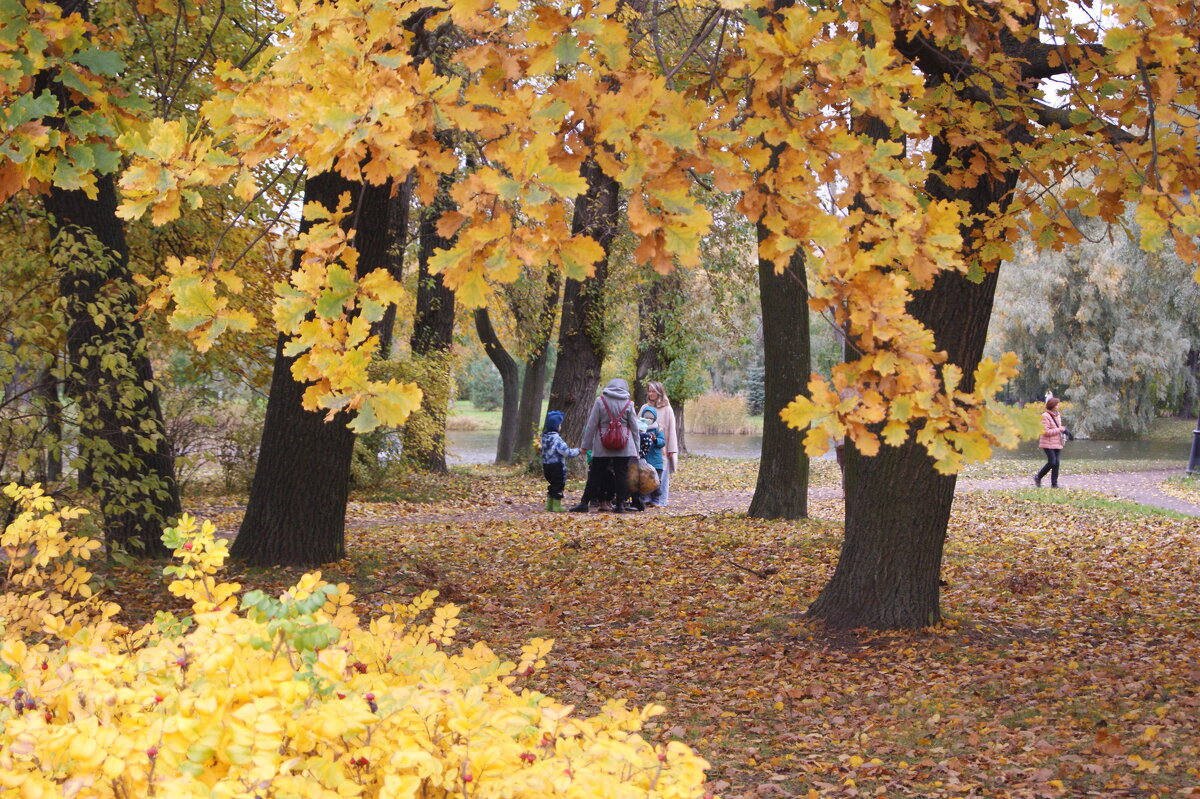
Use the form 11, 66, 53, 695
638, 406, 667, 506
540, 410, 580, 511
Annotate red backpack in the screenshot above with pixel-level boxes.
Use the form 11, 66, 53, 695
599, 398, 632, 450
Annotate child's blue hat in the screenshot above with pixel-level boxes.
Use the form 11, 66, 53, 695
544, 410, 563, 432
640, 406, 658, 420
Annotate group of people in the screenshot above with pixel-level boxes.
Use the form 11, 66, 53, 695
539, 378, 679, 513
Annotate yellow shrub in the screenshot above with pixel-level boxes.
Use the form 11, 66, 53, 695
0, 492, 712, 798
0, 484, 118, 642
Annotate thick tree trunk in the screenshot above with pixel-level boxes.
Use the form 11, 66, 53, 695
46, 178, 181, 558
547, 159, 620, 452
749, 239, 809, 520
232, 172, 392, 567
514, 271, 561, 464
403, 178, 457, 472
474, 308, 520, 463
807, 131, 1018, 629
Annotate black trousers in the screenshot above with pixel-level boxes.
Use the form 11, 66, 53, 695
543, 462, 566, 499
1037, 447, 1061, 486
582, 456, 630, 506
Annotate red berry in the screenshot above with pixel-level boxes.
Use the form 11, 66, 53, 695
658, 753, 667, 762
40, 662, 48, 671
182, 542, 193, 551
147, 747, 158, 759
154, 695, 163, 704
336, 693, 346, 700
519, 752, 536, 764
364, 692, 375, 701
464, 773, 473, 783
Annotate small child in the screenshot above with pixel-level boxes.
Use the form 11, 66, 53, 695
638, 406, 667, 507
540, 410, 580, 512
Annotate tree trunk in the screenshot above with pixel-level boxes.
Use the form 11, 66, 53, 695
547, 159, 620, 453
374, 176, 413, 358
232, 172, 392, 567
402, 177, 457, 472
633, 270, 668, 407
748, 239, 809, 520
807, 131, 1018, 629
513, 271, 561, 464
675, 400, 688, 454
46, 178, 181, 558
37, 365, 62, 483
474, 307, 520, 463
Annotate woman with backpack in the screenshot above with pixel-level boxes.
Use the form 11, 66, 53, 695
569, 378, 642, 513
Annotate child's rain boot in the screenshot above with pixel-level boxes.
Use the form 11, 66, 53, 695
550, 498, 566, 512
545, 497, 555, 511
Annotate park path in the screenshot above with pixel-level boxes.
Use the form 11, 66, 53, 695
343, 468, 1200, 529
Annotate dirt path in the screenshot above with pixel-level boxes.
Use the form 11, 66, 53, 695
340, 468, 1200, 529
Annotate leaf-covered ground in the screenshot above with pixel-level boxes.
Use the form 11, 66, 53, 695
105, 461, 1200, 798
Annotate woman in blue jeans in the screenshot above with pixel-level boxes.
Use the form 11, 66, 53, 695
1035, 396, 1067, 487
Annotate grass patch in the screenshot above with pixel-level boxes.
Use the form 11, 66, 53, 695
686, 392, 763, 435
447, 400, 504, 430
1004, 487, 1195, 518
1142, 416, 1196, 442
1162, 472, 1200, 504
960, 456, 1179, 479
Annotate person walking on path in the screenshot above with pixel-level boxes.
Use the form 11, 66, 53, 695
642, 381, 679, 506
1036, 396, 1068, 488
540, 410, 580, 511
570, 378, 641, 513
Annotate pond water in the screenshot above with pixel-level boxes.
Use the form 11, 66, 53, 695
447, 430, 1192, 464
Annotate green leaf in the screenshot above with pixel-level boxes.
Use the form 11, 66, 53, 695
554, 34, 584, 66
69, 48, 125, 77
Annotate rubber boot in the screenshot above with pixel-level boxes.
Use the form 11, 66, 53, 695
567, 502, 589, 512
545, 497, 555, 511
550, 498, 566, 512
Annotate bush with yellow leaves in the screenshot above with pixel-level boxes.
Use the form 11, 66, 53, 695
0, 487, 712, 798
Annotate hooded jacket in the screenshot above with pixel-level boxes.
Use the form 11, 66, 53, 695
580, 378, 641, 458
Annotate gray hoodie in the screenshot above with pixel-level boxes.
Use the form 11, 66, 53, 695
580, 378, 641, 458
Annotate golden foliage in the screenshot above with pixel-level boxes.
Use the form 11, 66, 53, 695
0, 490, 712, 797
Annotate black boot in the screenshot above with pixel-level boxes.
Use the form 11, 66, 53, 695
568, 502, 589, 512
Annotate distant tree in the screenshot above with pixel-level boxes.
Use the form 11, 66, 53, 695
989, 210, 1200, 436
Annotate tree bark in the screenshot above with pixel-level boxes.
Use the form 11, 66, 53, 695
807, 130, 1019, 629
232, 172, 392, 567
633, 271, 668, 407
748, 238, 809, 520
374, 176, 413, 358
402, 177, 457, 472
37, 365, 62, 483
513, 270, 561, 464
46, 177, 181, 558
474, 307, 520, 463
675, 400, 688, 454
547, 159, 620, 453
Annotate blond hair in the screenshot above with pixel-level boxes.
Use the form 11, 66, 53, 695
646, 381, 670, 408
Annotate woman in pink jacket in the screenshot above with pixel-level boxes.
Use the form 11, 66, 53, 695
1035, 397, 1067, 488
